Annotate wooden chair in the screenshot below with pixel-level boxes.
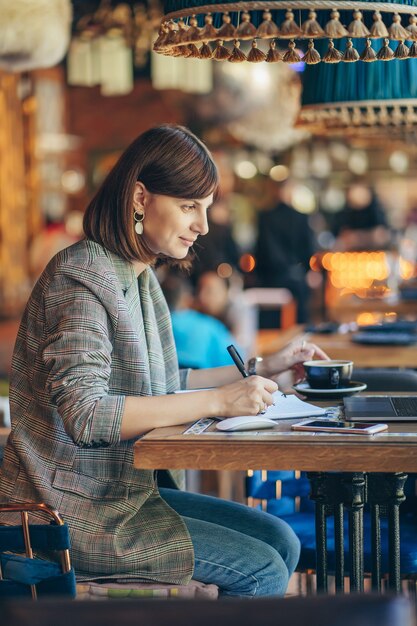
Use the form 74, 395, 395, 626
0, 502, 76, 599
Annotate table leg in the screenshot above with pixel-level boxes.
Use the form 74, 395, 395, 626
344, 473, 366, 593
367, 473, 407, 593
307, 472, 366, 593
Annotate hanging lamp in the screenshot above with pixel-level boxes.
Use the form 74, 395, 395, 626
299, 42, 417, 136
153, 1, 417, 66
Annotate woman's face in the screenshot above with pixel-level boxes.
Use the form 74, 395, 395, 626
135, 183, 213, 259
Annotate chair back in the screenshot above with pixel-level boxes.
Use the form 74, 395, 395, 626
0, 502, 76, 599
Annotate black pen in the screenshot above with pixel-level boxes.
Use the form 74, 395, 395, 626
227, 344, 249, 378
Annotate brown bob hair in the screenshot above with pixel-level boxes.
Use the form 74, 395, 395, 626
83, 124, 219, 267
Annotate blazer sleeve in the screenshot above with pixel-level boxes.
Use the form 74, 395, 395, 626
41, 269, 125, 448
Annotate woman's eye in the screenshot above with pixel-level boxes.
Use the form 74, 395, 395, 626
182, 204, 195, 211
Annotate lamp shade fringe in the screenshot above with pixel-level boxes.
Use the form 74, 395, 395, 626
282, 39, 301, 63
394, 40, 409, 59
228, 39, 247, 61
376, 37, 395, 60
247, 39, 267, 62
322, 39, 342, 63
212, 39, 230, 59
236, 11, 257, 38
276, 10, 302, 38
265, 40, 282, 62
342, 38, 360, 62
154, 4, 417, 66
301, 10, 325, 37
217, 12, 237, 38
388, 13, 410, 40
359, 38, 376, 62
199, 41, 212, 57
256, 11, 280, 38
370, 11, 389, 38
302, 39, 321, 64
325, 10, 349, 38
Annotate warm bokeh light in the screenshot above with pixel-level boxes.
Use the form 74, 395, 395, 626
309, 254, 321, 272
321, 251, 392, 293
239, 254, 256, 273
356, 312, 381, 326
292, 184, 316, 214
399, 257, 416, 281
269, 164, 289, 182
389, 150, 409, 174
234, 160, 257, 179
217, 263, 233, 279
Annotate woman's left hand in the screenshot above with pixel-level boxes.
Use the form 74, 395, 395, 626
261, 340, 330, 384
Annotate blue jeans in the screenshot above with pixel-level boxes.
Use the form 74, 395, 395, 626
159, 488, 300, 597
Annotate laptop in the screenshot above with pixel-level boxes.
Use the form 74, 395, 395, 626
344, 395, 417, 422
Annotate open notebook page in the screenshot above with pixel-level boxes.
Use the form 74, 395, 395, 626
260, 392, 326, 420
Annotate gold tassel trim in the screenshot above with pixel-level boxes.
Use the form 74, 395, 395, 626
407, 16, 417, 41
177, 19, 189, 43
199, 42, 213, 58
348, 11, 370, 38
228, 39, 247, 62
185, 16, 200, 42
199, 14, 218, 41
186, 43, 201, 58
359, 39, 376, 62
154, 23, 169, 50
301, 11, 325, 38
166, 21, 180, 46
236, 12, 257, 39
322, 39, 342, 63
265, 40, 282, 62
408, 41, 417, 57
256, 10, 280, 38
302, 39, 321, 64
342, 38, 359, 62
370, 11, 389, 38
388, 13, 410, 41
394, 40, 409, 59
280, 10, 302, 39
247, 40, 267, 62
376, 38, 394, 60
282, 40, 301, 63
325, 10, 348, 38
217, 13, 237, 40
212, 40, 230, 60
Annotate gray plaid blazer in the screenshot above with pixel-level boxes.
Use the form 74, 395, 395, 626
0, 240, 194, 583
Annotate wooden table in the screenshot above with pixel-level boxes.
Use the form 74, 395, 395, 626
134, 394, 417, 593
256, 326, 417, 369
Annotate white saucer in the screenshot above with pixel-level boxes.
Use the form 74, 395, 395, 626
293, 381, 367, 399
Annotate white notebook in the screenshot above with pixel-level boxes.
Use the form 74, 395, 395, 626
260, 392, 326, 420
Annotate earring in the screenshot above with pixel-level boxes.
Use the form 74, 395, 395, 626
134, 208, 145, 235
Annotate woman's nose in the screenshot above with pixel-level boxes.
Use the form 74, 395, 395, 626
194, 209, 209, 235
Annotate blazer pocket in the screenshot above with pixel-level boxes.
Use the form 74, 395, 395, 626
53, 468, 129, 500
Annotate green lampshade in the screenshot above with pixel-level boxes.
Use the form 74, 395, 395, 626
300, 39, 417, 131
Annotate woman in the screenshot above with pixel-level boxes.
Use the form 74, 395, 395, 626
0, 125, 327, 597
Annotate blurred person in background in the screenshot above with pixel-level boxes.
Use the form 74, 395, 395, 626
191, 198, 241, 282
254, 179, 316, 324
332, 182, 391, 251
162, 271, 241, 368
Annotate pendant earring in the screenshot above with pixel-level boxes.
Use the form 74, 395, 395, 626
134, 208, 145, 235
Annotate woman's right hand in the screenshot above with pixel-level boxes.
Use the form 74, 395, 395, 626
214, 376, 278, 417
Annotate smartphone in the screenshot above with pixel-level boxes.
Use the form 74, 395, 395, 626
291, 419, 388, 435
